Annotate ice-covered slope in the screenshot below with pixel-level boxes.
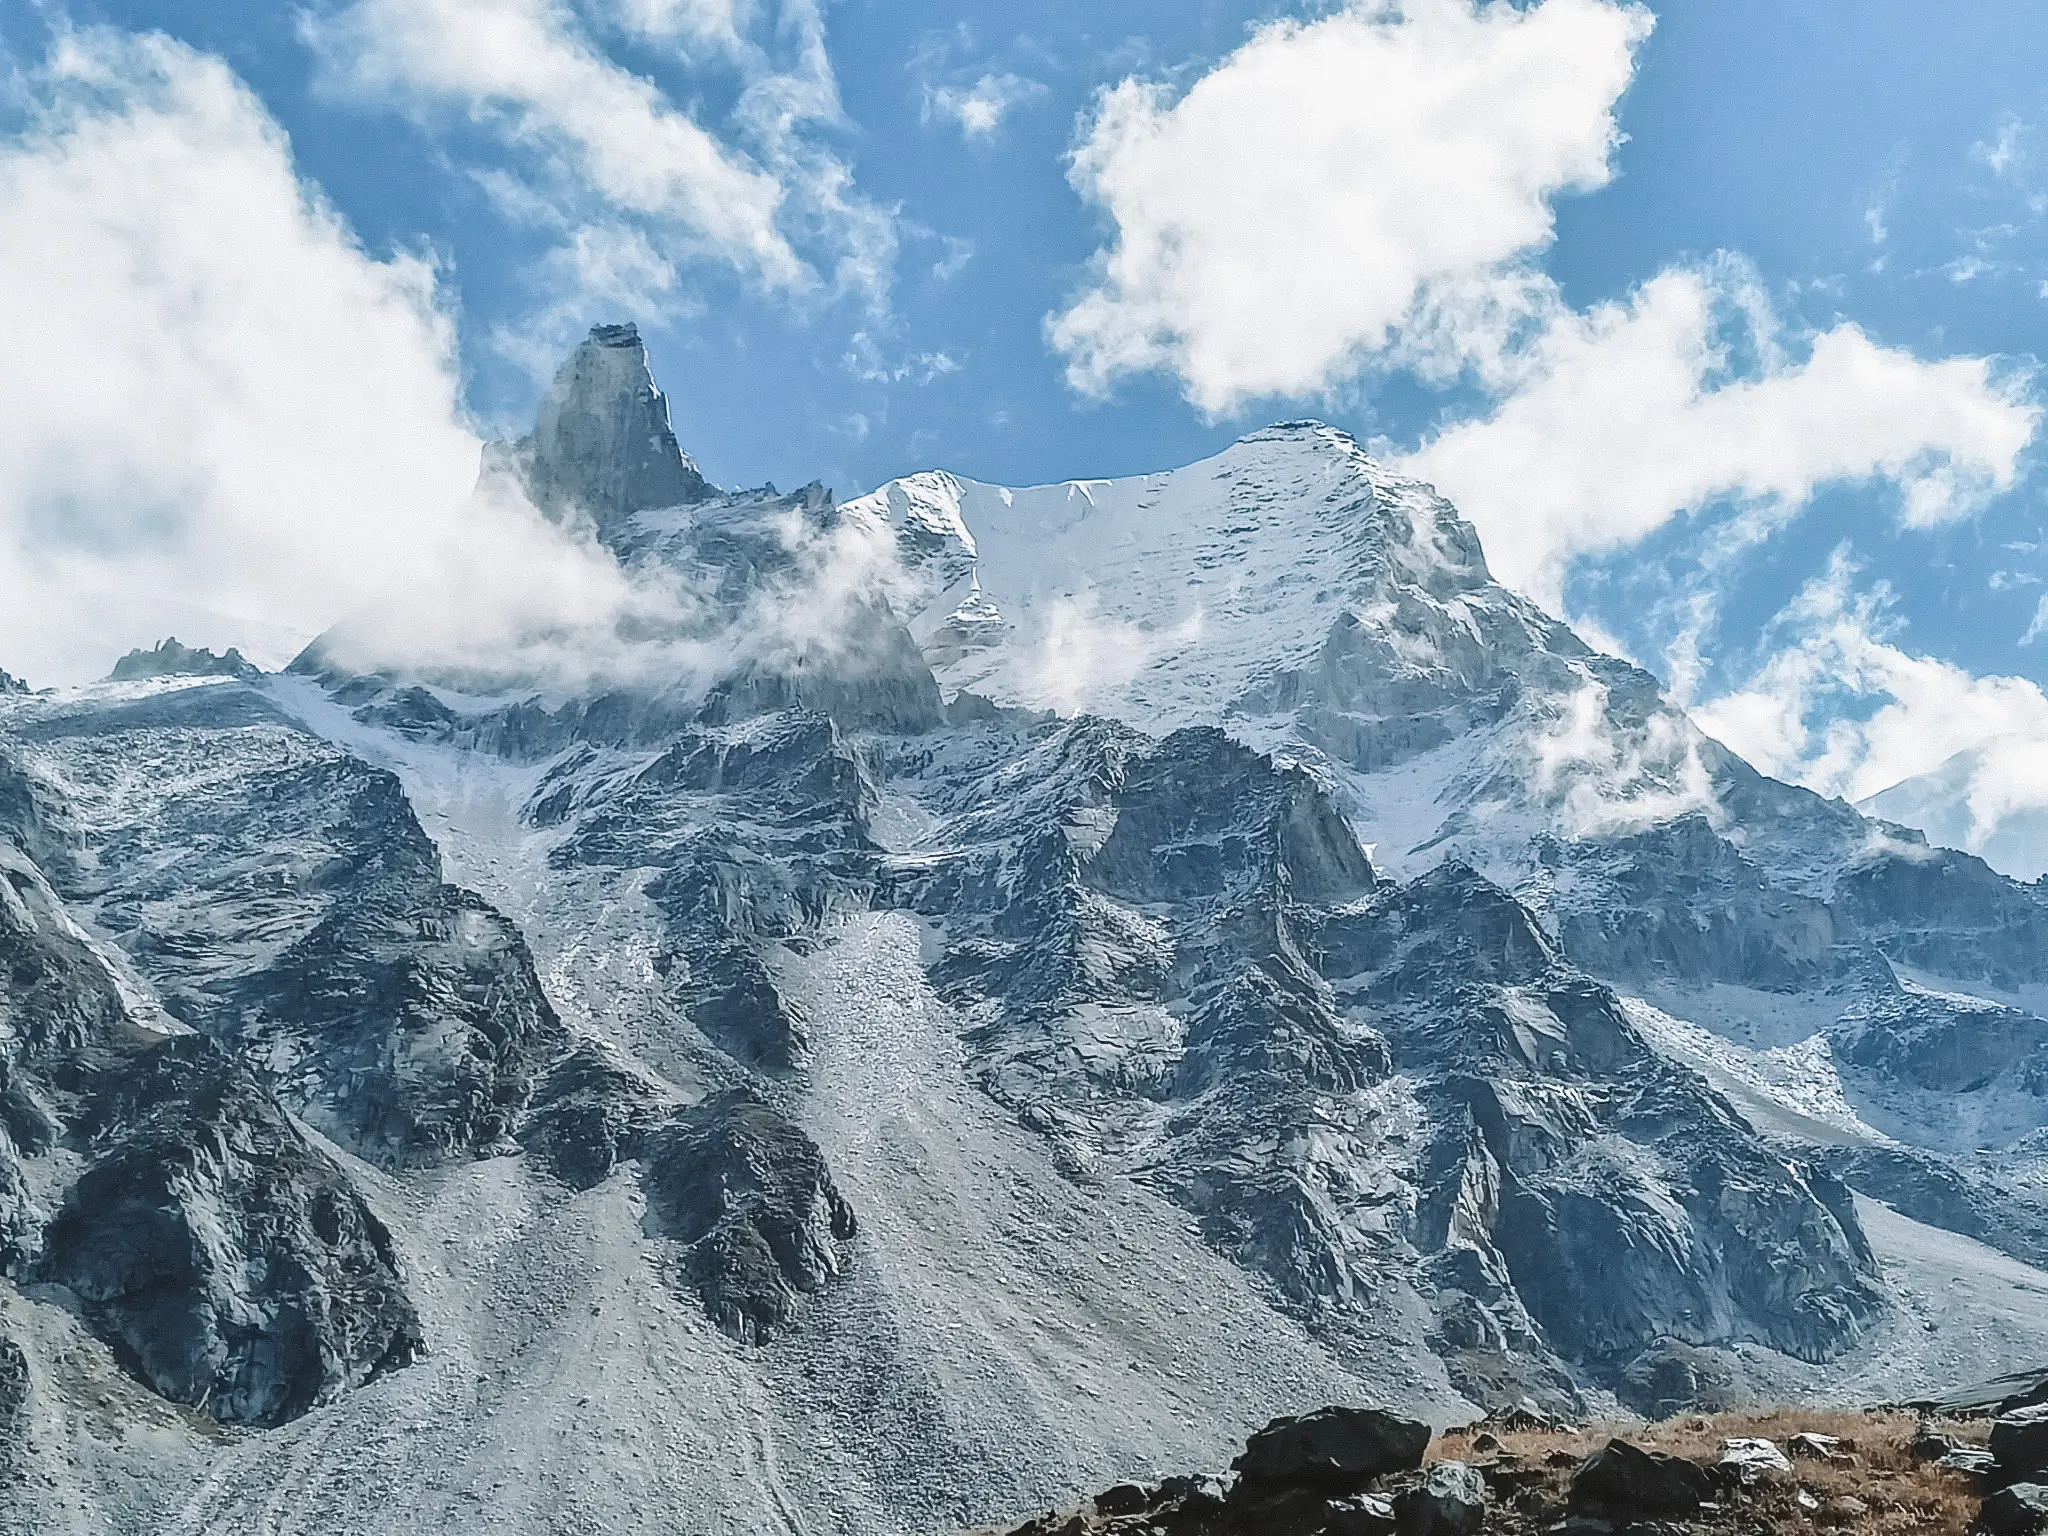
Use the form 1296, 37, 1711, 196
843, 426, 1526, 733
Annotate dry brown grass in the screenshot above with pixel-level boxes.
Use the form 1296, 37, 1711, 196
1434, 1407, 1990, 1536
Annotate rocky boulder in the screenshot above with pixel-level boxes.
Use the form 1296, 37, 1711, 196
1391, 1459, 1486, 1535
1568, 1437, 1713, 1518
1980, 1482, 2048, 1536
1232, 1406, 1432, 1493
1994, 1404, 2048, 1486
1716, 1435, 1792, 1484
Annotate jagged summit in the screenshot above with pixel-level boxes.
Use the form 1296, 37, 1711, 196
0, 666, 26, 695
107, 636, 260, 683
483, 320, 710, 543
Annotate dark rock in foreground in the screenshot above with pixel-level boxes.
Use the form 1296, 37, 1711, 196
1394, 1460, 1487, 1535
1233, 1406, 1431, 1492
979, 1402, 2014, 1535
1568, 1436, 1714, 1517
1994, 1405, 2048, 1487
1980, 1482, 2048, 1536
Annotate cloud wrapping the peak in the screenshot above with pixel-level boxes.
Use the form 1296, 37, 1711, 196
0, 29, 736, 690
1400, 265, 2041, 605
1050, 0, 1652, 415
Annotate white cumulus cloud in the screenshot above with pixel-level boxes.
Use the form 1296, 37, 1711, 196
1049, 0, 1652, 415
1400, 264, 2040, 606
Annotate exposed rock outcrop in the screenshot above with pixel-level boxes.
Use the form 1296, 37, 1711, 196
483, 321, 709, 545
39, 1037, 422, 1426
107, 638, 261, 683
11, 686, 567, 1166
640, 1089, 856, 1342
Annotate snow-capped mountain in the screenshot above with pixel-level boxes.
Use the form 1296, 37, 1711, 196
2, 324, 2047, 1536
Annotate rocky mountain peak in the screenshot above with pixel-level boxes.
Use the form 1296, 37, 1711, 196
841, 420, 1543, 748
484, 320, 710, 543
106, 636, 260, 683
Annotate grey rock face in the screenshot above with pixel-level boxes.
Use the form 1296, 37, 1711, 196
1311, 863, 1877, 1390
544, 709, 883, 1074
485, 321, 708, 545
9, 685, 566, 1166
640, 1089, 856, 1342
874, 710, 1881, 1407
1542, 814, 1849, 991
1833, 844, 2048, 988
107, 638, 260, 684
38, 1036, 422, 1426
0, 670, 26, 696
1834, 985, 2048, 1101
1231, 1405, 1431, 1492
0, 1332, 28, 1486
517, 1040, 682, 1190
1486, 1087, 1878, 1366
0, 1128, 38, 1273
242, 868, 565, 1163
0, 838, 132, 1064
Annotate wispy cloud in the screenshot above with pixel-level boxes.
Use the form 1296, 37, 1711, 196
2023, 594, 2048, 647
922, 72, 1045, 140
304, 0, 894, 361
1973, 112, 2030, 181
842, 332, 961, 385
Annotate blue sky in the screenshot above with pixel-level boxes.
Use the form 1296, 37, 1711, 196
4, 0, 2048, 867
